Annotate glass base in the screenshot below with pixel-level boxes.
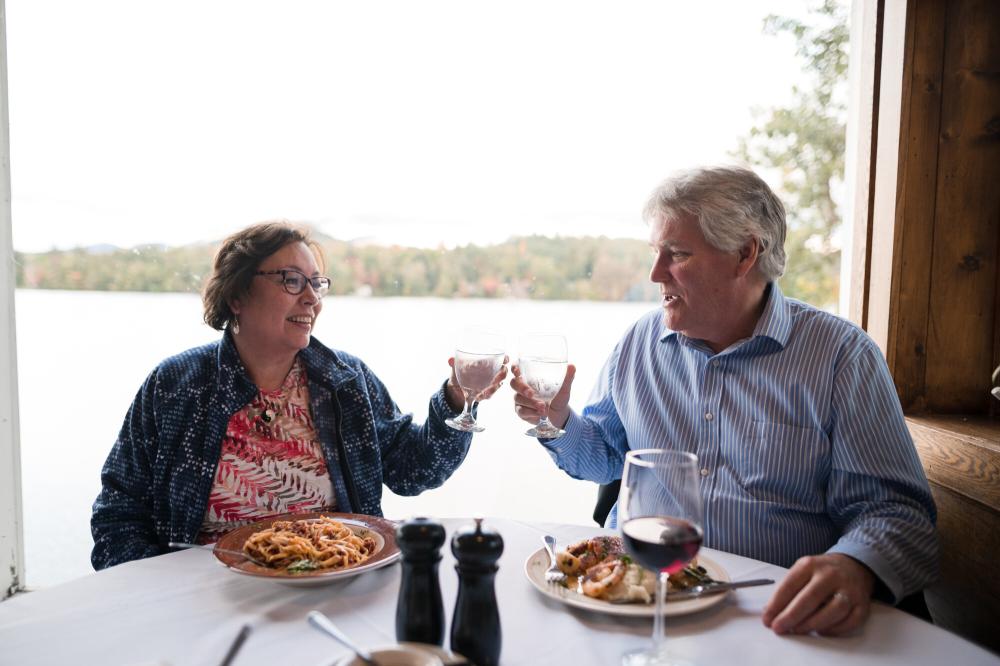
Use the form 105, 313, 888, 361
525, 423, 564, 438
621, 646, 691, 666
446, 415, 484, 432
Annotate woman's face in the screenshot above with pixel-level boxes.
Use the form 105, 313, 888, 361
229, 241, 324, 359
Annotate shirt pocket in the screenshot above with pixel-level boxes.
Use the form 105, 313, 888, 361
730, 421, 830, 512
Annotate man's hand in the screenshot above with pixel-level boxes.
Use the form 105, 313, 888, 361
762, 553, 876, 636
445, 356, 509, 413
510, 363, 576, 429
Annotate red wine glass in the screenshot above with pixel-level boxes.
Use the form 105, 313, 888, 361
619, 449, 703, 666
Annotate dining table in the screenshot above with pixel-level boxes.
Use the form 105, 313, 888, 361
0, 517, 996, 666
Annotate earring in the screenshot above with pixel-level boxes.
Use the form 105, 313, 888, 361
232, 317, 240, 335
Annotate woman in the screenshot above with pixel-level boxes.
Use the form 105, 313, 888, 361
91, 222, 505, 569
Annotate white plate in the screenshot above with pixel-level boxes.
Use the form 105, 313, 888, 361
214, 512, 401, 587
524, 548, 731, 617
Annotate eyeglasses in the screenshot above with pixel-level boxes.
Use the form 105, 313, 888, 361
254, 269, 331, 297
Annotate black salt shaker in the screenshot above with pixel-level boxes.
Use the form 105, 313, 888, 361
395, 516, 446, 646
450, 518, 503, 666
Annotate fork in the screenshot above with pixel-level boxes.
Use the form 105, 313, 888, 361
168, 541, 268, 567
542, 535, 566, 585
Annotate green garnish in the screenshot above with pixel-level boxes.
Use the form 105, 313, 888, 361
287, 559, 319, 574
620, 555, 633, 565
682, 564, 713, 583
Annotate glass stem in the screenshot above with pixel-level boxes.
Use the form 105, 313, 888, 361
461, 394, 475, 420
537, 401, 551, 427
652, 570, 667, 652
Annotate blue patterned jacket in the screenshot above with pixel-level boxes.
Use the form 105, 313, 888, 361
91, 332, 471, 570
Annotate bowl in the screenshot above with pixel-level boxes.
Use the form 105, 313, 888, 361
332, 643, 447, 666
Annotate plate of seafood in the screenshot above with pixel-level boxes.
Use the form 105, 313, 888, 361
524, 535, 731, 617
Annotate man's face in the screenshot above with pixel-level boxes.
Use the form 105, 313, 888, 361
648, 213, 749, 351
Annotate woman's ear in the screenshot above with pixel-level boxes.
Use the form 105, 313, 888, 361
227, 298, 242, 317
735, 237, 761, 277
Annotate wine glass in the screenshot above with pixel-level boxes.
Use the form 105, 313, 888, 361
445, 328, 506, 432
618, 449, 704, 666
518, 333, 568, 438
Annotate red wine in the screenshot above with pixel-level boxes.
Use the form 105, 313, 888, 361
622, 516, 703, 574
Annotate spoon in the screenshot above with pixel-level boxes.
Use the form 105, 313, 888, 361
307, 610, 377, 666
168, 541, 268, 567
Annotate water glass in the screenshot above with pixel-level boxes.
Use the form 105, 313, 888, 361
519, 333, 568, 438
446, 329, 506, 432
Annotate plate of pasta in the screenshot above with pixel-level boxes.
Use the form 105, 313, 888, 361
213, 511, 400, 587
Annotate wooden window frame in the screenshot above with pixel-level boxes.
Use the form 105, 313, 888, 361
846, 0, 1000, 418
848, 0, 1000, 649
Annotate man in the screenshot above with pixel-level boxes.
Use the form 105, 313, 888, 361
511, 166, 938, 636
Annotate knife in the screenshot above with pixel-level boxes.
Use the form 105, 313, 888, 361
667, 578, 774, 600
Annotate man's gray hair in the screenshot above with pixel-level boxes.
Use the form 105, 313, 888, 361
642, 166, 787, 281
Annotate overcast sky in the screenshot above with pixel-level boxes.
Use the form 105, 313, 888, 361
6, 1, 815, 252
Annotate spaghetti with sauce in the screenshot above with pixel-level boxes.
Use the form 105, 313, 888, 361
242, 516, 377, 572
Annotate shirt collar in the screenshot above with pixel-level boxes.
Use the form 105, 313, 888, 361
298, 337, 359, 388
218, 329, 359, 393
658, 282, 791, 352
749, 282, 791, 349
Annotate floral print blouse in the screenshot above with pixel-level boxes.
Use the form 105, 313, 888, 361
198, 357, 334, 541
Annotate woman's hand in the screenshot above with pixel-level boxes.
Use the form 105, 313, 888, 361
445, 355, 509, 412
510, 363, 576, 429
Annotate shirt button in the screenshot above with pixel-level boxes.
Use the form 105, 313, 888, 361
701, 468, 710, 476
704, 412, 714, 421
711, 360, 720, 368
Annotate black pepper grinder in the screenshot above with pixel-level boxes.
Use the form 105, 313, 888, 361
395, 517, 446, 646
450, 518, 503, 666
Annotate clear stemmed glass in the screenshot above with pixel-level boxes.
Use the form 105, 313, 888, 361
518, 333, 568, 438
618, 449, 704, 666
445, 328, 506, 433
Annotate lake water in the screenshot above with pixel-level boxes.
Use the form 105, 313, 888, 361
14, 290, 656, 588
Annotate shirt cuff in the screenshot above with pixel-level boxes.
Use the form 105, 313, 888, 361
827, 540, 904, 603
538, 409, 583, 456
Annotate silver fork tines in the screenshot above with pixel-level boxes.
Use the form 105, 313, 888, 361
542, 535, 567, 586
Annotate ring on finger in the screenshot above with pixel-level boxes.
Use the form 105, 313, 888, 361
831, 591, 850, 605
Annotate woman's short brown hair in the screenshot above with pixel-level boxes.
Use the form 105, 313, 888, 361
202, 221, 325, 331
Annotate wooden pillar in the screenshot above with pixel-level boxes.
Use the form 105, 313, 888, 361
867, 0, 1000, 414
855, 0, 1000, 652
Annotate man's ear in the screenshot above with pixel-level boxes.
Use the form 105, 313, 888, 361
735, 237, 760, 277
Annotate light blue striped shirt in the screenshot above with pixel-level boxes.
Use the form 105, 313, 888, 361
545, 284, 938, 601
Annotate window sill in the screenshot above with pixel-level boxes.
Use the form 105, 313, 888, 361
906, 414, 1000, 511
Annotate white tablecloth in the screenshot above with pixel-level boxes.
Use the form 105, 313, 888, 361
0, 518, 996, 666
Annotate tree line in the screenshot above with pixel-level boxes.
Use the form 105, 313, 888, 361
14, 228, 841, 308
14, 235, 663, 303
